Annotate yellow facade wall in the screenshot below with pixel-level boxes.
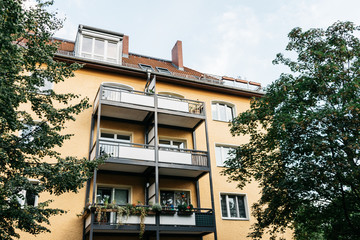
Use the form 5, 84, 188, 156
19, 66, 293, 240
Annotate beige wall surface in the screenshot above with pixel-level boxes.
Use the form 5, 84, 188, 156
19, 67, 293, 239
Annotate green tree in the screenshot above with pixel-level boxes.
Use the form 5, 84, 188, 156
0, 1, 101, 239
223, 21, 360, 240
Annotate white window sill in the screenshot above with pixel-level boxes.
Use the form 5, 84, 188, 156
221, 217, 249, 221
212, 119, 233, 123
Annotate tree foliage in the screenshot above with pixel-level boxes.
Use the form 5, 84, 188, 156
223, 21, 360, 239
0, 1, 101, 239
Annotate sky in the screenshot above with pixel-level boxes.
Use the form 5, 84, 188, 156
44, 0, 360, 87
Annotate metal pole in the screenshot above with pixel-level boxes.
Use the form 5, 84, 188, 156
203, 104, 218, 240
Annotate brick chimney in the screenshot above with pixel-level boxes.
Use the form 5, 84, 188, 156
122, 35, 129, 58
171, 40, 184, 70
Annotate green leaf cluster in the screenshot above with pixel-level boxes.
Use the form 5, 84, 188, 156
0, 1, 102, 239
223, 21, 360, 240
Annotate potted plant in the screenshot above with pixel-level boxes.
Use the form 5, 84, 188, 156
161, 204, 176, 215
177, 203, 194, 215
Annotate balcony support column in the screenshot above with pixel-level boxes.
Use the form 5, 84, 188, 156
196, 179, 201, 209
192, 128, 197, 150
85, 115, 96, 206
91, 86, 102, 204
203, 104, 218, 240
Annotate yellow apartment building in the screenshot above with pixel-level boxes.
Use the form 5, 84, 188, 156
21, 24, 282, 240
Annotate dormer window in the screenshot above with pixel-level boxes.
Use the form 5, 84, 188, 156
75, 25, 123, 65
139, 64, 154, 72
156, 67, 171, 75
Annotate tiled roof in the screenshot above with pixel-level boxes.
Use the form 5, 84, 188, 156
53, 39, 262, 91
122, 54, 205, 78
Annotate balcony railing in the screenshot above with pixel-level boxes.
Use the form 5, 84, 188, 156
157, 94, 204, 115
93, 85, 205, 116
159, 147, 208, 166
90, 140, 208, 167
90, 140, 155, 162
94, 85, 155, 110
91, 207, 215, 228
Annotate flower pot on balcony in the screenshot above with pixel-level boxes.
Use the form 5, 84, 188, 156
161, 209, 176, 215
177, 211, 193, 216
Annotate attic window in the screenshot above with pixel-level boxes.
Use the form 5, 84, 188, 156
156, 67, 171, 75
139, 64, 154, 72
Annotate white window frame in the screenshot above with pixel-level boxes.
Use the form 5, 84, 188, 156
17, 179, 39, 207
220, 193, 249, 220
215, 144, 237, 167
100, 129, 132, 143
159, 138, 187, 150
79, 34, 121, 64
211, 101, 235, 122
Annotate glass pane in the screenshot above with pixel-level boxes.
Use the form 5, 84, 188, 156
82, 36, 92, 53
174, 191, 189, 206
94, 39, 105, 56
172, 141, 185, 149
226, 105, 233, 121
219, 104, 226, 121
97, 188, 112, 204
107, 41, 117, 59
25, 188, 36, 206
116, 135, 130, 142
160, 191, 174, 207
211, 104, 218, 120
114, 189, 128, 205
237, 196, 247, 218
215, 146, 223, 166
101, 132, 114, 139
221, 195, 228, 217
159, 140, 171, 148
228, 195, 238, 217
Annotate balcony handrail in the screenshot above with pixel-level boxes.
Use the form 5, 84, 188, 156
89, 140, 155, 159
157, 93, 203, 104
97, 139, 154, 149
158, 146, 207, 154
102, 85, 154, 96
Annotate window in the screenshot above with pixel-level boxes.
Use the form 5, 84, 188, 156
20, 123, 42, 143
139, 64, 154, 72
215, 145, 236, 167
220, 194, 248, 219
159, 139, 186, 150
96, 186, 129, 224
212, 102, 234, 122
81, 36, 119, 63
156, 67, 171, 75
100, 131, 131, 143
96, 187, 129, 205
160, 190, 190, 207
30, 72, 53, 94
17, 181, 39, 207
